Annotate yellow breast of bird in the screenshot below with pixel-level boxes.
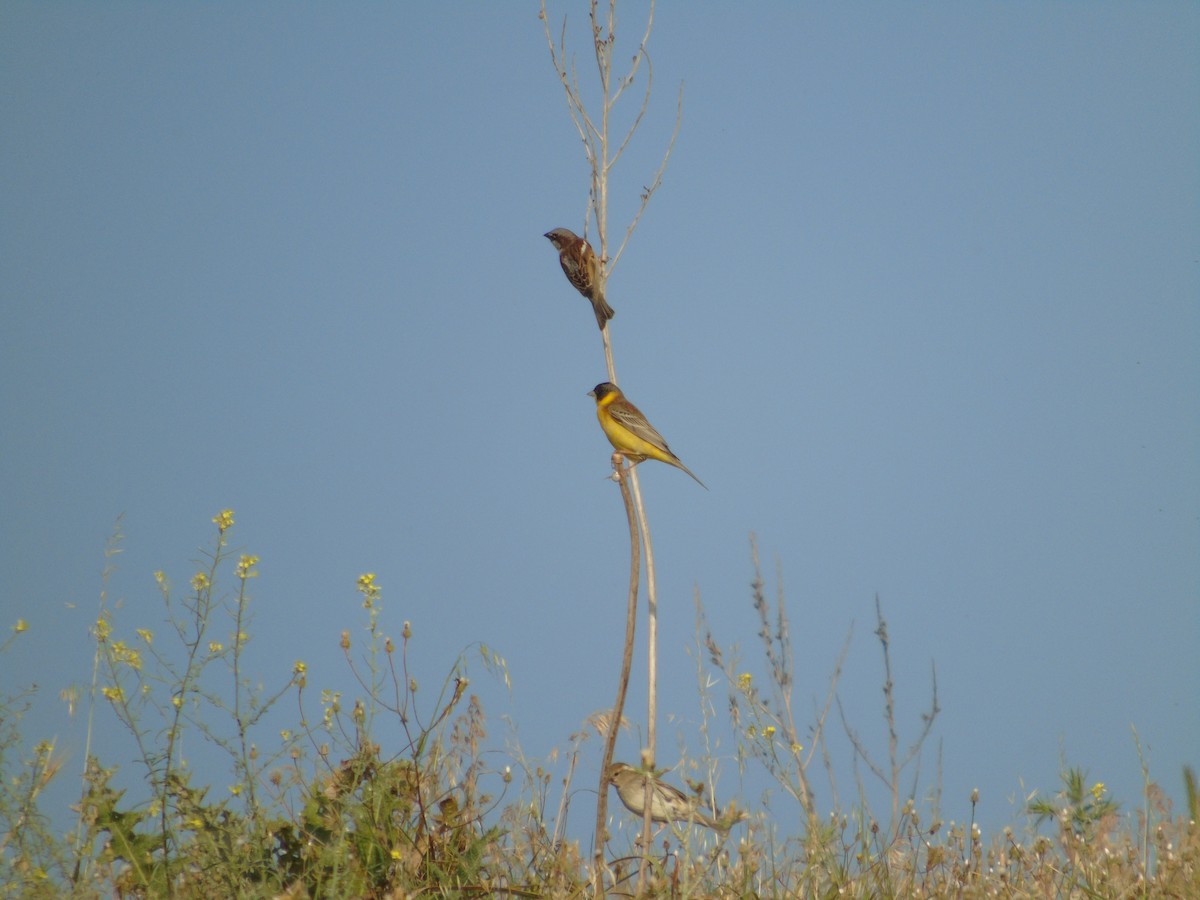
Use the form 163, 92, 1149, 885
598, 408, 666, 463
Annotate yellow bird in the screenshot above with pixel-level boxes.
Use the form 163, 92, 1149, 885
588, 382, 706, 489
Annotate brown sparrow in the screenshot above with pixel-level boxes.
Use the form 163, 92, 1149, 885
544, 227, 615, 331
606, 762, 737, 830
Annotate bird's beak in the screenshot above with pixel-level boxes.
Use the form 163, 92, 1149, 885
543, 232, 553, 240
587, 389, 597, 398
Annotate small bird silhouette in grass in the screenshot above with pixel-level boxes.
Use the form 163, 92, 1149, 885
606, 762, 744, 830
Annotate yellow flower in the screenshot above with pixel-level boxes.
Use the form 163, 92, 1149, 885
737, 672, 752, 691
1091, 782, 1106, 802
95, 617, 111, 641
111, 642, 142, 670
236, 554, 260, 579
213, 509, 235, 533
356, 572, 381, 603
763, 725, 776, 738
101, 685, 123, 702
172, 695, 183, 709
13, 619, 28, 633
208, 641, 223, 654
229, 784, 242, 796
192, 572, 210, 592
136, 628, 153, 644
293, 660, 307, 674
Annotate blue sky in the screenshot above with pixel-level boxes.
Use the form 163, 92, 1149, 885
2, 2, 1197, 844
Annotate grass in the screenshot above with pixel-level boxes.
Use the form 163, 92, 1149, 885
0, 512, 1195, 898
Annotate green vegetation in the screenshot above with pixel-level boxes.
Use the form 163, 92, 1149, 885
1, 513, 1195, 898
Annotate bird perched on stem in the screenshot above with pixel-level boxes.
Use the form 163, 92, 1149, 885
544, 227, 615, 331
589, 382, 706, 489
606, 762, 736, 830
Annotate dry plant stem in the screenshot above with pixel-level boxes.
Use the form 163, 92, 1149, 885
539, 0, 680, 284
838, 595, 940, 836
601, 324, 615, 384
541, 0, 679, 887
627, 466, 658, 847
814, 627, 854, 814
73, 518, 123, 882
877, 594, 899, 825
749, 536, 818, 823
550, 744, 578, 855
592, 454, 641, 895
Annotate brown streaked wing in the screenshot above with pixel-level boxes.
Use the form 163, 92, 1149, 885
609, 401, 672, 454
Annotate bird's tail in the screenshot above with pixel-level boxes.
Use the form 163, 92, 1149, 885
672, 458, 708, 490
592, 293, 616, 331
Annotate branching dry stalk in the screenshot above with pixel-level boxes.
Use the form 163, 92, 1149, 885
838, 594, 941, 834
540, 0, 682, 891
748, 535, 820, 824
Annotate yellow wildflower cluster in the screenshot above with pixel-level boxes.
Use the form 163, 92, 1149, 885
236, 554, 260, 579
738, 672, 752, 691
109, 641, 142, 670
191, 572, 210, 592
357, 572, 381, 605
212, 509, 235, 533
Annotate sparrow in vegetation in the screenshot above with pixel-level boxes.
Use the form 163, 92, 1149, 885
588, 382, 706, 489
606, 762, 731, 830
544, 227, 615, 331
